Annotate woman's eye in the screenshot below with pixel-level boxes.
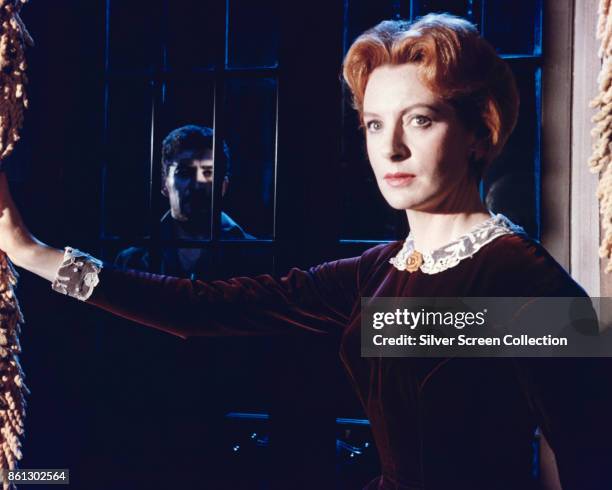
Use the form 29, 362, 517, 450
365, 120, 383, 132
409, 115, 431, 128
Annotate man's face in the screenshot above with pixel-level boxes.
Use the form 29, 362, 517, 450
164, 148, 216, 222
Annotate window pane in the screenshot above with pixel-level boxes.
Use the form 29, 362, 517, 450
160, 78, 276, 240
158, 81, 216, 249
107, 0, 163, 72
162, 80, 215, 132
224, 78, 277, 240
412, 0, 480, 21
340, 96, 405, 241
104, 81, 153, 238
226, 0, 279, 68
482, 0, 542, 55
166, 0, 225, 70
345, 0, 399, 51
483, 64, 540, 238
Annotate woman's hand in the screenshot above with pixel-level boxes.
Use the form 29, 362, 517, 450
0, 171, 63, 281
0, 171, 36, 264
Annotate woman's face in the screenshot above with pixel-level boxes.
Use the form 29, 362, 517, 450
363, 63, 477, 212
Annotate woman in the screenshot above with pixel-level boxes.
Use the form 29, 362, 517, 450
0, 13, 610, 490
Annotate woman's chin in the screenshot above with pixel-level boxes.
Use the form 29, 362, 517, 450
381, 195, 420, 211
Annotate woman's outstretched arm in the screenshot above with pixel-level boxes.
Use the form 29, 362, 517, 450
87, 259, 360, 339
0, 171, 367, 339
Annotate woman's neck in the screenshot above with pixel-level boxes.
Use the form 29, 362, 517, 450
406, 196, 491, 254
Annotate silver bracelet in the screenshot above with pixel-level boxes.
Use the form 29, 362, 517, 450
51, 247, 103, 301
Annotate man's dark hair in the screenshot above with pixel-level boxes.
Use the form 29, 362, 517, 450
161, 125, 231, 184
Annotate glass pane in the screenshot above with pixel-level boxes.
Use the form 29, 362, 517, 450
340, 96, 405, 241
483, 64, 539, 238
412, 0, 480, 22
345, 0, 399, 52
226, 0, 279, 68
158, 82, 216, 266
162, 80, 215, 133
107, 0, 163, 72
104, 81, 153, 238
482, 0, 542, 55
166, 0, 225, 70
155, 80, 274, 277
224, 78, 276, 240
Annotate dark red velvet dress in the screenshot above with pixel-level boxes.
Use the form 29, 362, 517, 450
87, 233, 612, 490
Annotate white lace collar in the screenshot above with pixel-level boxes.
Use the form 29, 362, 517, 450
389, 213, 527, 275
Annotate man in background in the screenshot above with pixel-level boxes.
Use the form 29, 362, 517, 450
115, 124, 254, 278
112, 125, 264, 487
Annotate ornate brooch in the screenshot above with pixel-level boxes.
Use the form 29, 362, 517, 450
404, 250, 423, 272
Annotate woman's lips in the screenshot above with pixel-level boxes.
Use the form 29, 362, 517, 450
384, 172, 416, 187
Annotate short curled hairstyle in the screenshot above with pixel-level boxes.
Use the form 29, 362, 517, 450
342, 13, 519, 174
161, 125, 231, 185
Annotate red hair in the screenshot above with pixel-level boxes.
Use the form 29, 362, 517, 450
342, 14, 519, 171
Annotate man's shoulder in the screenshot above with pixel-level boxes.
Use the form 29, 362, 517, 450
114, 246, 149, 270
220, 212, 256, 239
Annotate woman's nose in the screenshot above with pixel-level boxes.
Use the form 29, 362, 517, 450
382, 122, 410, 162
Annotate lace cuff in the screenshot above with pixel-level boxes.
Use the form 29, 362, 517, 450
51, 247, 103, 301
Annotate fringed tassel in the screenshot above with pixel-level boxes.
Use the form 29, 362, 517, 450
0, 2, 29, 486
0, 252, 28, 490
589, 0, 612, 273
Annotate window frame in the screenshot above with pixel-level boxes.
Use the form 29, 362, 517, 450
542, 0, 601, 296
101, 0, 280, 275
